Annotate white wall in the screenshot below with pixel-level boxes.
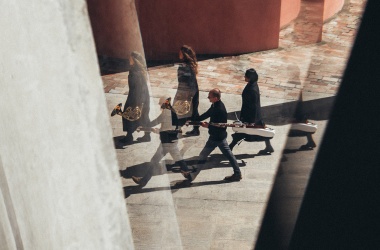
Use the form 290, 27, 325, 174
0, 1, 133, 249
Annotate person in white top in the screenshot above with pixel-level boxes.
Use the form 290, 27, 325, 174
131, 96, 190, 187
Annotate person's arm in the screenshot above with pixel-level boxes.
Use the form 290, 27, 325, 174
194, 107, 211, 121
148, 111, 163, 127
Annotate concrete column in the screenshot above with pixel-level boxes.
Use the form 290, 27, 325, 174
86, 0, 144, 59
0, 1, 133, 249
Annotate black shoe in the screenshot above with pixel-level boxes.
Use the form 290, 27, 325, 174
174, 180, 192, 187
119, 135, 133, 144
181, 170, 193, 181
137, 134, 151, 142
131, 176, 141, 184
299, 144, 314, 151
185, 129, 200, 136
177, 160, 190, 172
131, 176, 147, 187
258, 148, 274, 155
224, 173, 242, 182
170, 166, 181, 173
111, 103, 122, 116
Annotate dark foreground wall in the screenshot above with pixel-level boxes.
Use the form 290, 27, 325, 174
255, 0, 380, 248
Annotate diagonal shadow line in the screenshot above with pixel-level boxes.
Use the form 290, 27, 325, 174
228, 96, 335, 126
123, 179, 228, 198
120, 153, 251, 179
255, 5, 345, 246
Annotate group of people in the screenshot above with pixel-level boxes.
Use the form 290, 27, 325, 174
115, 45, 272, 187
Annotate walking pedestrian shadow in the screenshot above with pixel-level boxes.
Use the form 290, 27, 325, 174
166, 154, 248, 173
120, 153, 247, 180
283, 147, 316, 154
123, 179, 228, 198
119, 162, 159, 179
113, 136, 139, 149
281, 146, 317, 163
113, 136, 126, 149
229, 96, 334, 126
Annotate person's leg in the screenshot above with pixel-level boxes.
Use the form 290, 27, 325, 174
132, 143, 165, 186
218, 139, 242, 181
186, 92, 200, 136
121, 119, 138, 143
299, 133, 317, 150
259, 139, 275, 155
137, 131, 151, 142
218, 139, 241, 174
306, 133, 316, 147
182, 138, 218, 181
229, 133, 245, 151
120, 128, 134, 143
165, 142, 190, 172
137, 113, 151, 142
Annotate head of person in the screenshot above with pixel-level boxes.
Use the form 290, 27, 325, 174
129, 51, 147, 71
207, 88, 221, 103
245, 68, 258, 83
159, 96, 172, 110
179, 45, 198, 74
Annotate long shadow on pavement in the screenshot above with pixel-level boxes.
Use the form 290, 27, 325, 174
119, 152, 269, 179
113, 135, 151, 149
228, 96, 334, 126
124, 179, 228, 198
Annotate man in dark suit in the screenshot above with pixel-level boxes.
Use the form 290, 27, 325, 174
229, 68, 274, 154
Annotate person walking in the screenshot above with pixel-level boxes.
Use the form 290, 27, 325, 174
120, 51, 151, 144
131, 97, 191, 187
229, 68, 274, 154
173, 45, 200, 136
182, 88, 242, 183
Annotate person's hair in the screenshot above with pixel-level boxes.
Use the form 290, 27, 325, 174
159, 96, 172, 110
209, 88, 221, 100
245, 68, 258, 82
180, 45, 198, 74
130, 51, 147, 72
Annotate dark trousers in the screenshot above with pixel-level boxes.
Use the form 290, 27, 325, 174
191, 137, 241, 181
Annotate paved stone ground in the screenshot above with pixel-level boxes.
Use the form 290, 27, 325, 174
103, 1, 366, 249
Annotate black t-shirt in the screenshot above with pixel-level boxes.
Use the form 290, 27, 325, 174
196, 100, 228, 141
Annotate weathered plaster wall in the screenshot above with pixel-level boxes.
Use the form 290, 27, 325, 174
135, 0, 281, 61
323, 0, 345, 21
86, 0, 144, 59
280, 0, 301, 28
0, 1, 133, 249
